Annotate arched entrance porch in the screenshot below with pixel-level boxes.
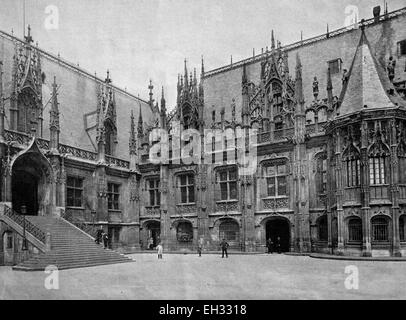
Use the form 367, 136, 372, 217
264, 217, 291, 253
10, 139, 54, 216
142, 220, 161, 250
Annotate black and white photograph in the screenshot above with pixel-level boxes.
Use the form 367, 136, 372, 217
0, 0, 406, 307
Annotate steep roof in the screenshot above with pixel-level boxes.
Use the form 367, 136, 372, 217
337, 29, 405, 116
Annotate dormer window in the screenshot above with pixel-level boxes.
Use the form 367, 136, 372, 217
328, 58, 342, 74
398, 40, 406, 56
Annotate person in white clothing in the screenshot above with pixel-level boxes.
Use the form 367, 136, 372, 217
156, 242, 163, 259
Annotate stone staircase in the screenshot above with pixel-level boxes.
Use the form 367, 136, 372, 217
13, 216, 133, 271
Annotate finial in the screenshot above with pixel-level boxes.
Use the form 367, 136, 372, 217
201, 55, 205, 76
253, 48, 255, 57
326, 24, 330, 38
271, 30, 275, 50
300, 30, 303, 43
105, 69, 111, 83
25, 24, 33, 44
231, 55, 233, 65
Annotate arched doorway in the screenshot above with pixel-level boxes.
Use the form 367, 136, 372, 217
265, 218, 290, 252
144, 221, 160, 249
11, 140, 54, 216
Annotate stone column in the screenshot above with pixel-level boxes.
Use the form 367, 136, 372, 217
361, 121, 371, 256
160, 164, 170, 249
390, 119, 401, 256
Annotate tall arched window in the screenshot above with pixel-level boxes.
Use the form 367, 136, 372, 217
348, 218, 362, 242
316, 155, 327, 194
371, 216, 389, 242
105, 120, 116, 156
317, 215, 328, 241
219, 220, 240, 242
369, 156, 387, 185
264, 161, 287, 197
343, 144, 360, 187
368, 137, 390, 185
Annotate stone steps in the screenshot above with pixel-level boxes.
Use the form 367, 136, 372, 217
13, 216, 132, 271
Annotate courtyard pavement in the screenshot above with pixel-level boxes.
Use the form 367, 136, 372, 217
0, 253, 405, 299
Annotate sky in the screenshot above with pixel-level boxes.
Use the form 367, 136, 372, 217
0, 0, 405, 109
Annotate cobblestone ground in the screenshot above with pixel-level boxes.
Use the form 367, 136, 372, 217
0, 253, 405, 299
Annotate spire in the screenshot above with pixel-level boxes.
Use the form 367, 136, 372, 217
184, 59, 188, 88
160, 86, 167, 129
161, 86, 166, 114
271, 30, 275, 50
137, 104, 144, 138
25, 24, 33, 44
148, 79, 154, 106
129, 110, 137, 156
193, 68, 197, 86
242, 63, 250, 122
295, 53, 304, 106
201, 56, 205, 77
105, 69, 112, 84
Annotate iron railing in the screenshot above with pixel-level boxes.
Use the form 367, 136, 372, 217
3, 205, 46, 243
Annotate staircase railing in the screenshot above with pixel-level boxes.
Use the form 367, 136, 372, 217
61, 210, 97, 238
3, 205, 46, 243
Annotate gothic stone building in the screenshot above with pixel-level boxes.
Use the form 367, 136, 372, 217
1, 7, 406, 265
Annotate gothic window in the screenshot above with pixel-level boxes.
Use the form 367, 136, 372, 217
348, 218, 362, 242
346, 158, 360, 187
328, 58, 342, 74
369, 156, 386, 185
147, 179, 160, 207
17, 88, 40, 133
176, 221, 193, 242
66, 177, 83, 208
269, 82, 283, 117
218, 168, 238, 201
317, 215, 328, 241
178, 174, 195, 204
219, 220, 240, 242
371, 216, 389, 242
105, 120, 116, 156
400, 215, 406, 242
316, 156, 327, 194
398, 40, 406, 56
212, 110, 216, 123
265, 163, 287, 197
107, 183, 120, 210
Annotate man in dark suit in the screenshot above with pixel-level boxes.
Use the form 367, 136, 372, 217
220, 239, 229, 258
266, 238, 274, 254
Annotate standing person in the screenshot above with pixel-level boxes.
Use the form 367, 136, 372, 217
156, 242, 163, 259
276, 236, 281, 254
95, 227, 103, 245
266, 238, 274, 254
220, 238, 229, 258
197, 238, 204, 257
102, 231, 109, 249
148, 237, 154, 250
